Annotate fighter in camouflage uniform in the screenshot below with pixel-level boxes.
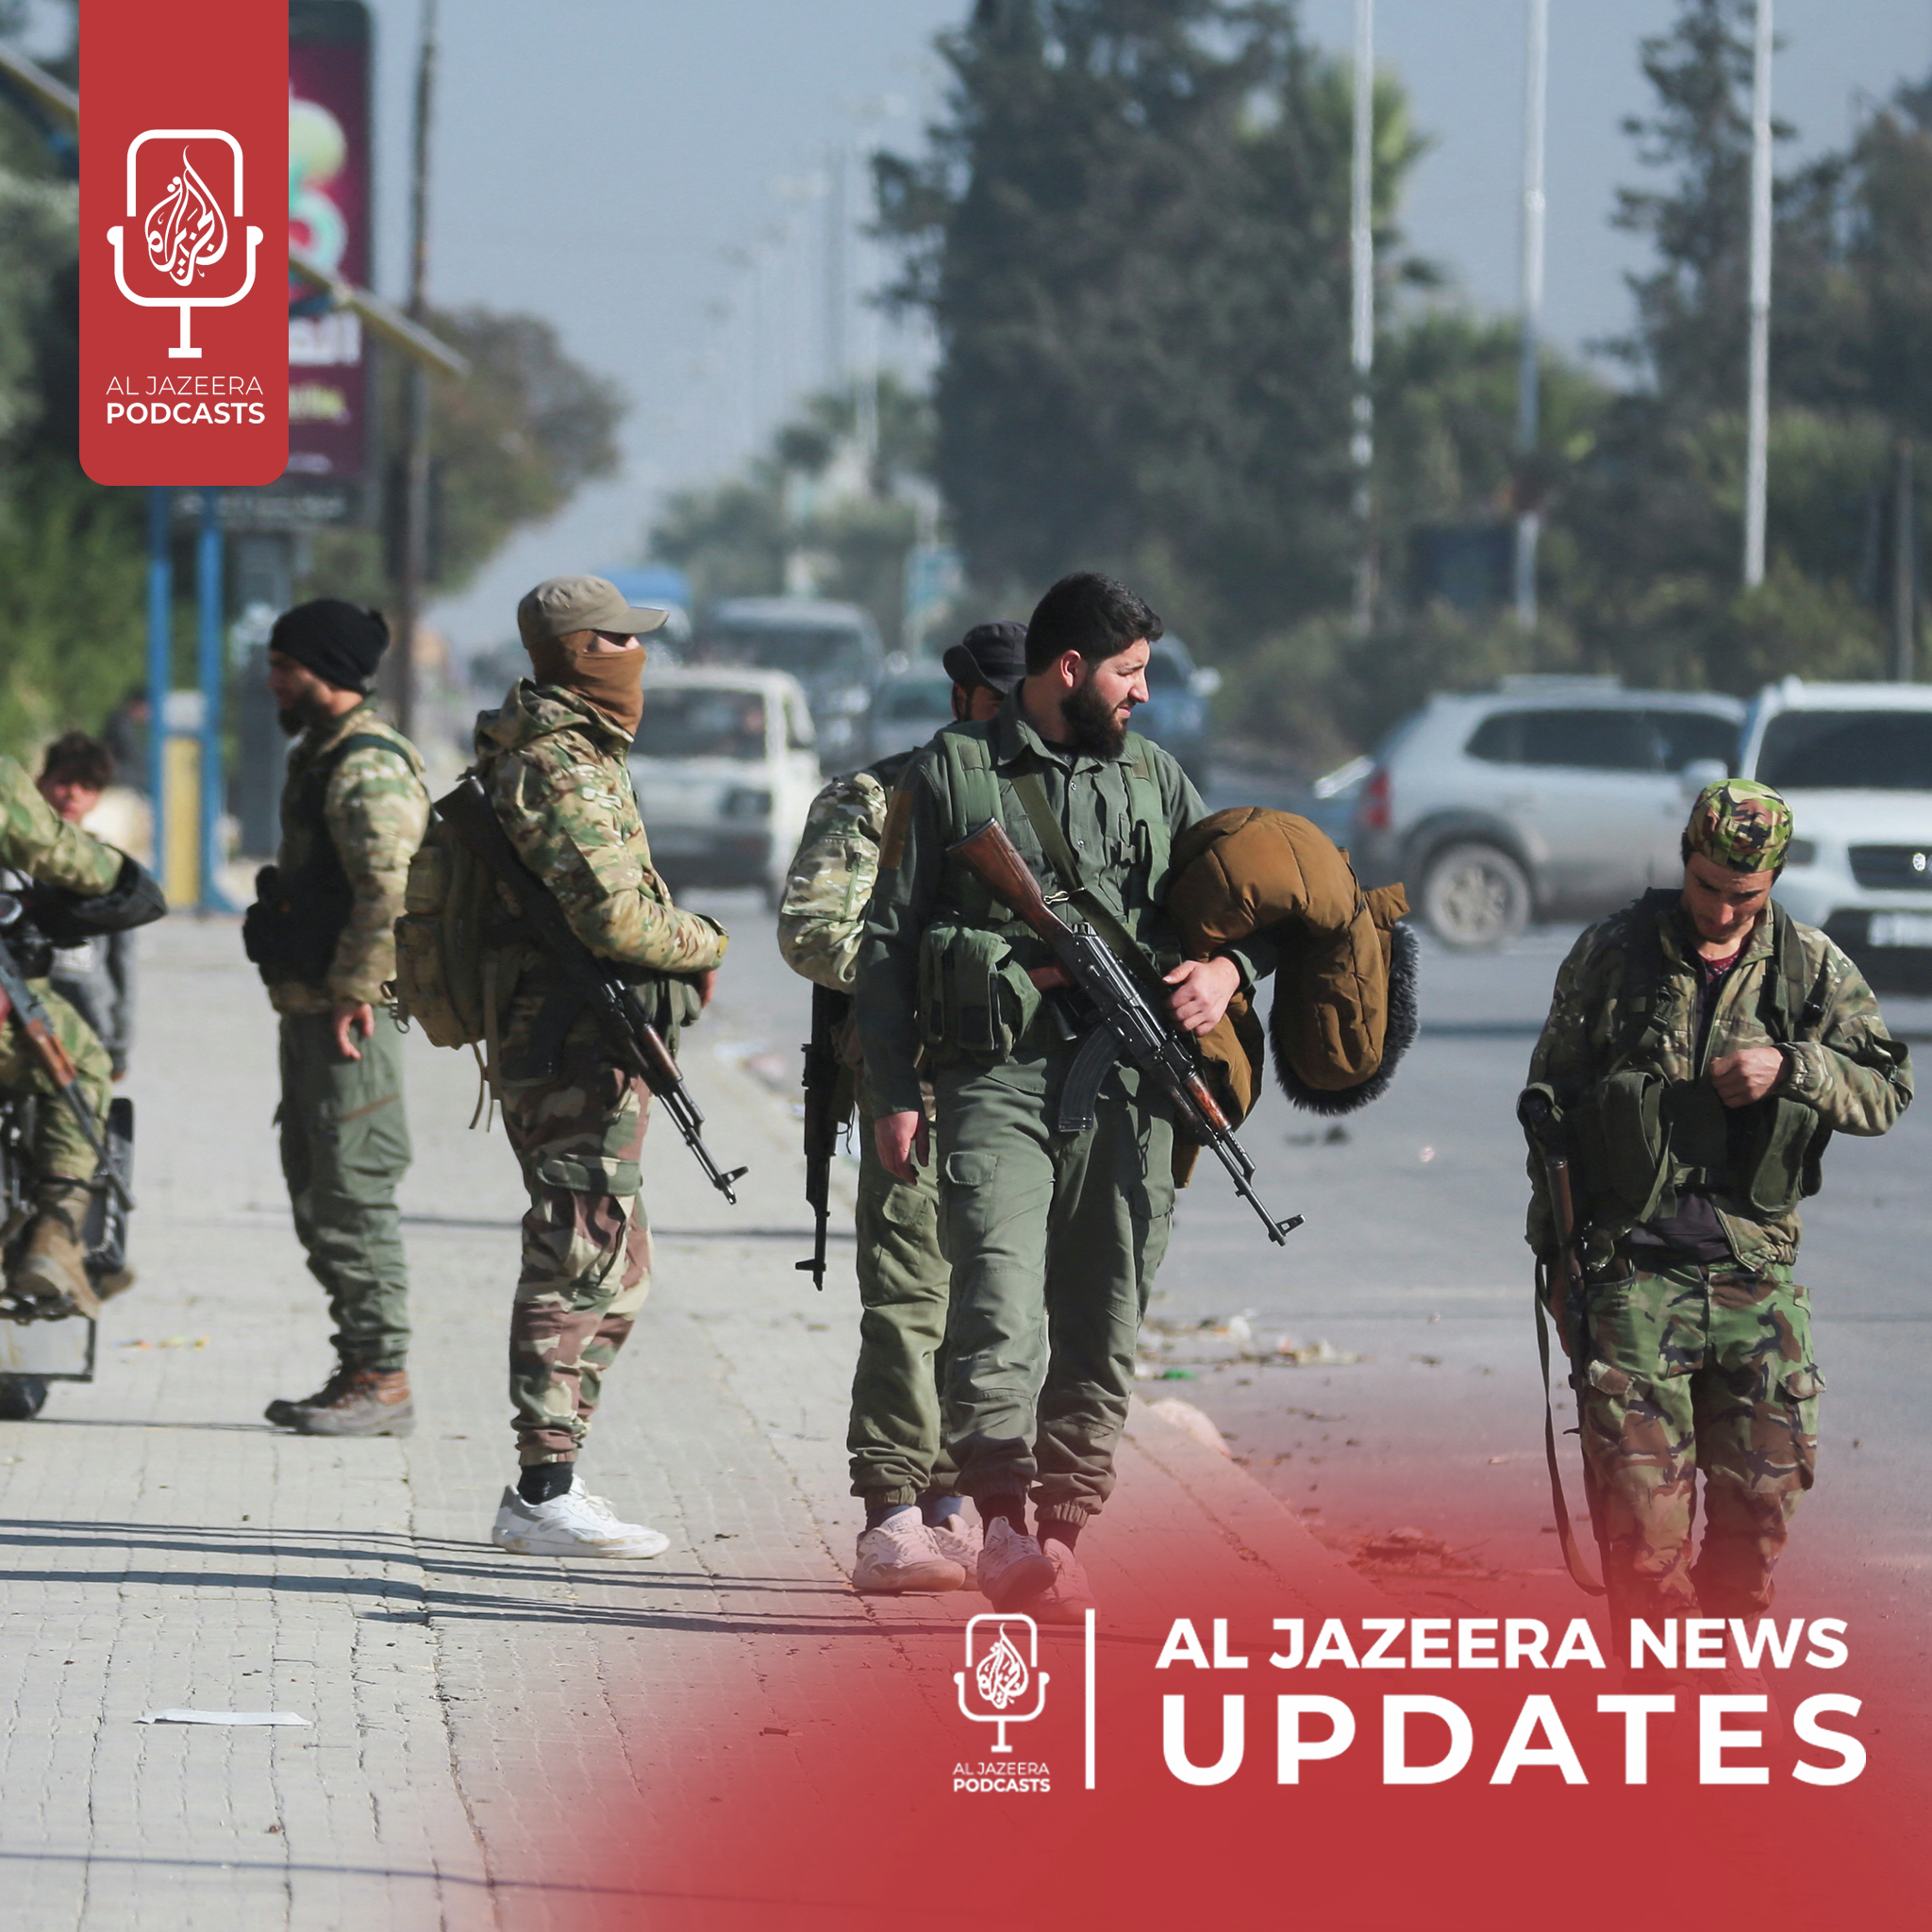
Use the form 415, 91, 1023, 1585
0, 755, 142, 1318
481, 575, 728, 1561
253, 602, 430, 1437
776, 621, 1024, 1593
1525, 780, 1910, 1638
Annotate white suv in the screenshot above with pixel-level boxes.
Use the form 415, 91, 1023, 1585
1739, 677, 1932, 993
1344, 677, 1743, 950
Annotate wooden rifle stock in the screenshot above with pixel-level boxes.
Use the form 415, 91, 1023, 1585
951, 822, 1063, 939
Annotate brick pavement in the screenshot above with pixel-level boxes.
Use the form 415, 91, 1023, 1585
0, 916, 1369, 1929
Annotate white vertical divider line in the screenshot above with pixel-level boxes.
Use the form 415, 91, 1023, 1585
1743, 0, 1774, 588
1084, 1609, 1096, 1790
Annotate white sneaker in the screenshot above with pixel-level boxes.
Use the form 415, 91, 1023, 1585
928, 1512, 983, 1574
1034, 1538, 1097, 1624
975, 1517, 1056, 1612
490, 1484, 672, 1559
852, 1512, 967, 1594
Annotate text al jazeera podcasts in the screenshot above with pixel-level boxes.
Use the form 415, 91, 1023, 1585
103, 374, 270, 426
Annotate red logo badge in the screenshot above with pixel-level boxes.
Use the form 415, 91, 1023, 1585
80, 2, 289, 485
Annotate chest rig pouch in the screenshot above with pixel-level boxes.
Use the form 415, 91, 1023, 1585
915, 726, 1172, 1062
1568, 891, 1832, 1226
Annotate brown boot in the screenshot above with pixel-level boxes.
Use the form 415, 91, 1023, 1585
287, 1368, 415, 1438
265, 1365, 355, 1429
8, 1181, 99, 1320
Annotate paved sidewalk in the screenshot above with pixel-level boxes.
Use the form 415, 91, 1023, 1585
0, 917, 1370, 1929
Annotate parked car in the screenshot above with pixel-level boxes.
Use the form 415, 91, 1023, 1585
868, 667, 957, 764
694, 597, 884, 772
1346, 676, 1745, 950
627, 668, 820, 907
1737, 677, 1932, 992
1134, 636, 1220, 787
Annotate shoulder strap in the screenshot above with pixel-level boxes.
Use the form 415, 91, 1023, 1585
1761, 901, 1831, 1043
940, 727, 1001, 846
1613, 890, 1676, 1059
1120, 732, 1172, 899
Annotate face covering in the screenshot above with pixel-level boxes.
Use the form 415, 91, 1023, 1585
528, 637, 646, 736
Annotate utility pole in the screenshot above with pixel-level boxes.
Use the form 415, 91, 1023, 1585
824, 147, 848, 391
393, 0, 441, 739
1894, 438, 1917, 680
1742, 0, 1774, 589
1514, 0, 1549, 628
1350, 0, 1375, 635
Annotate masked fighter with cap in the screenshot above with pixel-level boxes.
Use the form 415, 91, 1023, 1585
477, 576, 729, 1559
1524, 778, 1911, 1654
248, 600, 431, 1437
775, 621, 1026, 1593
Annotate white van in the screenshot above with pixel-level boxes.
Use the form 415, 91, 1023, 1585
1738, 677, 1932, 992
627, 668, 820, 908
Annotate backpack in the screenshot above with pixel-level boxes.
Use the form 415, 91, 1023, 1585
389, 805, 495, 1050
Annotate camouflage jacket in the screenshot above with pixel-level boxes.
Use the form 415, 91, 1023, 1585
1527, 894, 1912, 1270
0, 755, 124, 902
271, 701, 430, 1017
775, 754, 908, 993
475, 681, 727, 1069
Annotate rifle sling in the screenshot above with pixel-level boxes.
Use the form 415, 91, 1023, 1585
1536, 1260, 1607, 1597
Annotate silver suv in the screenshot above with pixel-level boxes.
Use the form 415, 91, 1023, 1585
1344, 677, 1744, 949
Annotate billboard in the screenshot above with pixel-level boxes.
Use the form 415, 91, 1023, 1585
78, 2, 290, 485
288, 1, 373, 485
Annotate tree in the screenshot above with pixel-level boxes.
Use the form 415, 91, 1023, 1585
875, 0, 1424, 650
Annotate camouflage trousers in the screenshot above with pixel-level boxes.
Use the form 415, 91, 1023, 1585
499, 1042, 653, 1467
0, 981, 112, 1181
849, 1084, 956, 1505
1579, 1253, 1821, 1622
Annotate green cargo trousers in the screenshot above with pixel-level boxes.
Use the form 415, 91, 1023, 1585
0, 979, 112, 1180
932, 1049, 1176, 1527
276, 1010, 413, 1374
849, 1083, 955, 1505
1580, 1253, 1821, 1622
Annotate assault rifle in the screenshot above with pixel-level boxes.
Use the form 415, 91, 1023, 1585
0, 896, 131, 1214
1517, 1086, 1605, 1597
949, 820, 1302, 1246
436, 776, 748, 1205
795, 983, 855, 1291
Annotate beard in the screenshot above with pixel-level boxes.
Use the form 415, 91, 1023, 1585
277, 693, 330, 737
1061, 670, 1130, 758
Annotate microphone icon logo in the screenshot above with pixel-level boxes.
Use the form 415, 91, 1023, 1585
108, 130, 263, 359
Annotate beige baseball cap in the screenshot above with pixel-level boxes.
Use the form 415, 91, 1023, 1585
516, 575, 668, 649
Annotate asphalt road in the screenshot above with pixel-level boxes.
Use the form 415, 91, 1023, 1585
686, 870, 1932, 1729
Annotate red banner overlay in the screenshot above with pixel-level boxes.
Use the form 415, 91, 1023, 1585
79, 0, 289, 486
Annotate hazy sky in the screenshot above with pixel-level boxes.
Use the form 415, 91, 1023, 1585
35, 1, 1928, 645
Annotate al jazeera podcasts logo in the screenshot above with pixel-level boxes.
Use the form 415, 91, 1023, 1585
953, 1615, 1053, 1792
107, 130, 265, 362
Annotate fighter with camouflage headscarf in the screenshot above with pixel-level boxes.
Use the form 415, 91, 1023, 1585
478, 575, 728, 1561
775, 621, 1024, 1594
1524, 777, 1910, 1662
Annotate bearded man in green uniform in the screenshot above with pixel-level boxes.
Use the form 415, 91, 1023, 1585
1525, 779, 1911, 1637
479, 575, 728, 1560
251, 602, 430, 1438
776, 620, 1024, 1594
858, 575, 1274, 1620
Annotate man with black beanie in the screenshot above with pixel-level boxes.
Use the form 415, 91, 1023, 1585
247, 599, 430, 1436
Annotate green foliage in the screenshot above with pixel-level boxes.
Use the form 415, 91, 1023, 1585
649, 375, 931, 647
875, 0, 1426, 646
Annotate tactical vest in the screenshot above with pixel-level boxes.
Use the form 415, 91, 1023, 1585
242, 731, 413, 986
917, 724, 1174, 1059
1567, 889, 1833, 1227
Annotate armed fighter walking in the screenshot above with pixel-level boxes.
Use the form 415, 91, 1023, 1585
1523, 780, 1910, 1653
417, 575, 729, 1559
858, 574, 1283, 1620
777, 620, 1024, 1594
245, 602, 431, 1439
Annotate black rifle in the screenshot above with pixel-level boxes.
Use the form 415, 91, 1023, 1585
795, 983, 855, 1291
949, 820, 1302, 1246
1518, 1086, 1606, 1597
0, 898, 131, 1213
436, 776, 748, 1205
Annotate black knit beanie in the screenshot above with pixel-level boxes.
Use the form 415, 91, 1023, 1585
269, 600, 390, 693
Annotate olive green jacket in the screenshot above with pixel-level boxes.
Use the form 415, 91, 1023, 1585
1527, 894, 1911, 1270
